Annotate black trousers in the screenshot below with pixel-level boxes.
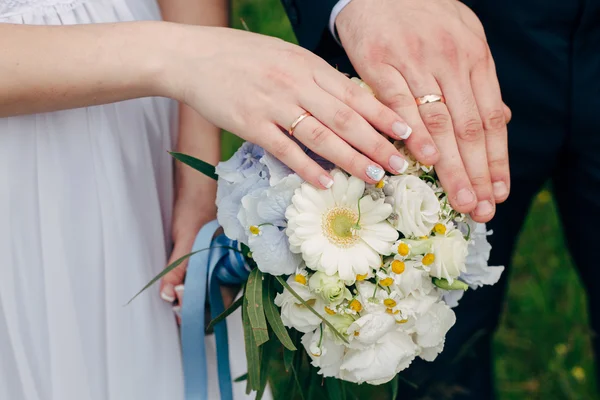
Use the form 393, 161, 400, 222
397, 0, 600, 398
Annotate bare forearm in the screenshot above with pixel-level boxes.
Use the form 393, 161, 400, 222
0, 21, 179, 117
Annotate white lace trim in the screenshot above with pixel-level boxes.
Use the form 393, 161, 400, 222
0, 0, 88, 18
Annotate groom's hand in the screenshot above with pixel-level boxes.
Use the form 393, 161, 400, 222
336, 0, 510, 223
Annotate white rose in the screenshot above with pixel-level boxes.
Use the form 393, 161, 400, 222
415, 302, 456, 361
347, 312, 396, 348
302, 330, 345, 378
309, 271, 352, 306
429, 229, 469, 282
386, 175, 440, 238
274, 277, 324, 333
324, 313, 355, 338
340, 330, 417, 384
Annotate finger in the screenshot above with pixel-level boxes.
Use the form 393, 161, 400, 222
295, 91, 409, 177
286, 111, 397, 181
437, 78, 495, 221
353, 64, 440, 165
471, 59, 510, 203
504, 103, 512, 124
403, 71, 478, 214
258, 124, 335, 189
314, 67, 413, 141
160, 259, 187, 303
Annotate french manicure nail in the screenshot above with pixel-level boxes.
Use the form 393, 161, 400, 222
421, 144, 437, 157
455, 188, 476, 206
389, 155, 409, 174
474, 200, 494, 216
160, 283, 176, 303
366, 165, 385, 181
493, 181, 508, 198
392, 121, 412, 139
319, 175, 334, 189
174, 284, 185, 294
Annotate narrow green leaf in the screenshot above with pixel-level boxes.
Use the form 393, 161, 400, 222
290, 363, 306, 400
242, 299, 261, 392
246, 268, 269, 346
234, 373, 248, 383
326, 378, 343, 400
263, 275, 296, 350
390, 375, 399, 400
126, 250, 203, 305
276, 276, 349, 344
169, 152, 217, 180
206, 295, 244, 333
283, 346, 295, 372
126, 245, 240, 305
256, 339, 273, 400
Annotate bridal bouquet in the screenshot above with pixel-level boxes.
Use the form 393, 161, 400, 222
151, 79, 504, 397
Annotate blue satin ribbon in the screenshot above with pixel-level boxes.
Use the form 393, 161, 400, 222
181, 220, 251, 400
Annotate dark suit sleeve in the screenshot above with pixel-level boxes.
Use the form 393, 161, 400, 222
280, 0, 355, 73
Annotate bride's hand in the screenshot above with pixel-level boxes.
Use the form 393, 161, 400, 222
158, 26, 426, 187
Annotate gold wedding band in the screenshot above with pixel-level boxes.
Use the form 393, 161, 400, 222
288, 112, 311, 136
415, 94, 446, 106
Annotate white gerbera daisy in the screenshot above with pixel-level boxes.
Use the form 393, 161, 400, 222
285, 169, 399, 280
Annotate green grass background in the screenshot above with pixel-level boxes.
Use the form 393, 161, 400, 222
224, 1, 598, 398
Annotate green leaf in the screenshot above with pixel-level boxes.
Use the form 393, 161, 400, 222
256, 339, 273, 400
283, 346, 295, 372
263, 275, 296, 351
169, 152, 217, 180
206, 295, 244, 333
326, 378, 343, 400
234, 373, 248, 383
126, 249, 203, 305
275, 276, 349, 344
242, 299, 261, 392
126, 245, 241, 305
432, 277, 469, 291
290, 363, 306, 400
390, 375, 399, 400
246, 268, 269, 346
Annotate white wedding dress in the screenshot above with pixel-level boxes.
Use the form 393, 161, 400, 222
0, 1, 254, 399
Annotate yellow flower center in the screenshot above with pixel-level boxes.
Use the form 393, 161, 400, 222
349, 299, 362, 312
396, 318, 408, 324
391, 260, 405, 274
422, 253, 435, 266
384, 299, 397, 308
386, 308, 400, 315
324, 306, 336, 315
353, 330, 360, 337
294, 274, 307, 285
380, 277, 394, 287
356, 273, 368, 281
397, 243, 409, 257
249, 225, 261, 235
375, 180, 385, 189
322, 207, 359, 248
433, 223, 447, 235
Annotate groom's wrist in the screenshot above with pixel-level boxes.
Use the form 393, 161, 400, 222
329, 0, 353, 45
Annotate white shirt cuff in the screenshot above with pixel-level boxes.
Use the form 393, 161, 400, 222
328, 0, 353, 46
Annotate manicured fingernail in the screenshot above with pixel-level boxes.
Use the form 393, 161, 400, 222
389, 155, 409, 174
493, 181, 508, 198
392, 121, 412, 139
455, 188, 476, 206
172, 305, 181, 318
161, 284, 176, 303
319, 175, 334, 189
474, 200, 494, 216
174, 284, 185, 294
366, 165, 385, 181
421, 144, 437, 157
